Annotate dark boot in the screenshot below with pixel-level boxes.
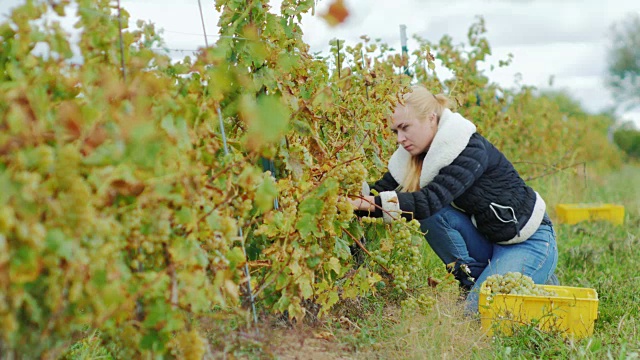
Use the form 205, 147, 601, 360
349, 236, 367, 266
451, 261, 487, 291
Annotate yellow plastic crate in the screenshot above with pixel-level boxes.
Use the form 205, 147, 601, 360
555, 203, 624, 225
479, 284, 598, 339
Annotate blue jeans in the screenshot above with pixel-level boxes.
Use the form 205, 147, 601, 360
419, 205, 558, 314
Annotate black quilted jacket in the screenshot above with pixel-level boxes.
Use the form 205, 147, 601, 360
362, 133, 545, 243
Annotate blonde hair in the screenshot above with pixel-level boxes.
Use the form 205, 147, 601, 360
400, 85, 450, 192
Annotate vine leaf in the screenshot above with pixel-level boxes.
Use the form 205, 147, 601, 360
242, 94, 290, 152
295, 198, 324, 238
255, 176, 277, 213
321, 0, 350, 27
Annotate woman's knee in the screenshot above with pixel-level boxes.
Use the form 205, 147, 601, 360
419, 205, 463, 232
490, 235, 558, 283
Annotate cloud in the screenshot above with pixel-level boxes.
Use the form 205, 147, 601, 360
2, 0, 639, 127
0, 0, 22, 18
274, 0, 640, 127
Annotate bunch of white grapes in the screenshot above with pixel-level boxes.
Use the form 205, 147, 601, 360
365, 218, 422, 291
484, 272, 557, 296
401, 293, 436, 315
334, 161, 368, 196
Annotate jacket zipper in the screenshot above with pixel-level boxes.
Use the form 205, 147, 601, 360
489, 202, 521, 237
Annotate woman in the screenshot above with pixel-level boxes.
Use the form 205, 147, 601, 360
350, 85, 558, 313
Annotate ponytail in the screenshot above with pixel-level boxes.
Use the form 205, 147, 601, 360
401, 153, 426, 192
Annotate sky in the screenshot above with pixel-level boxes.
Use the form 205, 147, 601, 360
2, 0, 640, 127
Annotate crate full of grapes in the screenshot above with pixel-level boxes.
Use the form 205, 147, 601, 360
478, 273, 599, 339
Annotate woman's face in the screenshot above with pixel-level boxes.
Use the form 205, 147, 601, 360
391, 105, 438, 155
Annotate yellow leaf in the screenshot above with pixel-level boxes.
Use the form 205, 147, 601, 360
368, 272, 382, 285
380, 239, 393, 252
343, 286, 358, 299
298, 273, 314, 298
288, 302, 305, 320
224, 279, 239, 302
320, 0, 350, 27
289, 261, 301, 276
325, 257, 342, 275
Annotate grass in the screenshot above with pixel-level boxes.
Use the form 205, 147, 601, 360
60, 165, 640, 359
60, 331, 114, 360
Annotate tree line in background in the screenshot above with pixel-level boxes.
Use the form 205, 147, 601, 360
608, 13, 640, 159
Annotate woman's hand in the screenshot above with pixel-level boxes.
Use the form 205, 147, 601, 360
349, 195, 375, 212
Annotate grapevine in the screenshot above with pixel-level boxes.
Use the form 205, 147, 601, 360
0, 0, 621, 356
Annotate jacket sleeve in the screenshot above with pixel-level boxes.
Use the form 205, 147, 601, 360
374, 136, 489, 222
370, 171, 399, 193
354, 171, 399, 218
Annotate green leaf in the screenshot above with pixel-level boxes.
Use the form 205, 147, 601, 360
343, 281, 358, 299
161, 115, 191, 150
276, 272, 289, 290
306, 256, 321, 268
298, 198, 323, 214
293, 214, 315, 238
298, 273, 313, 298
274, 294, 291, 312
10, 245, 39, 282
291, 119, 313, 135
326, 291, 339, 309
144, 300, 170, 328
316, 178, 338, 197
243, 94, 290, 151
140, 330, 162, 351
45, 228, 73, 260
160, 115, 176, 137
334, 236, 351, 260
92, 269, 108, 288
226, 247, 246, 266
82, 141, 125, 166
295, 197, 323, 238
255, 176, 277, 213
325, 257, 342, 275
23, 293, 43, 323
175, 208, 193, 225
171, 237, 209, 267
0, 170, 16, 206
127, 123, 163, 168
347, 220, 364, 240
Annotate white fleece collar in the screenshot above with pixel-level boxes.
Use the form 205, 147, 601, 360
388, 108, 477, 188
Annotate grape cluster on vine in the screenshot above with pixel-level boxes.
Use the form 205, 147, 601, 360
333, 160, 367, 197
401, 293, 436, 315
364, 217, 423, 291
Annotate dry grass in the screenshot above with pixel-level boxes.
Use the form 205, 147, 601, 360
355, 289, 492, 360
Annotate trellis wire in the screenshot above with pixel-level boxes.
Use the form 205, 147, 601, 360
217, 106, 259, 326
399, 24, 411, 76
114, 0, 148, 322
197, 0, 210, 47
202, 0, 260, 326
116, 0, 126, 81
252, 0, 280, 212
216, 107, 229, 154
